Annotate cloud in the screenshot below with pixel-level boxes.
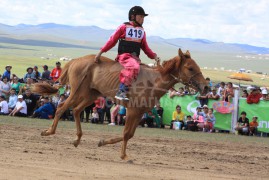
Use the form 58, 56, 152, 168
0, 0, 268, 47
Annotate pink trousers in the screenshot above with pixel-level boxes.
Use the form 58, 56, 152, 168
117, 53, 140, 86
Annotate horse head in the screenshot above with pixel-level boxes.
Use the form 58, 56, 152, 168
173, 48, 207, 93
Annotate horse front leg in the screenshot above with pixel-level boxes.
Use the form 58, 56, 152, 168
41, 98, 73, 136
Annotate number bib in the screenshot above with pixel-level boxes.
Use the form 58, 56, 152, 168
125, 25, 144, 43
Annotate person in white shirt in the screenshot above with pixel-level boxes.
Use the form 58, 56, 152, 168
9, 95, 27, 117
0, 95, 9, 115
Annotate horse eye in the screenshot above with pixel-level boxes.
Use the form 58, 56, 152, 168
189, 68, 193, 71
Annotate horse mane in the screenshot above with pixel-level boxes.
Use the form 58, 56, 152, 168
157, 56, 181, 74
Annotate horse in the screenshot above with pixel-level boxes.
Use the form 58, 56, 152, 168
33, 48, 207, 160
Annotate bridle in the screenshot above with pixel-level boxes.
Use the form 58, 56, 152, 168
170, 71, 202, 87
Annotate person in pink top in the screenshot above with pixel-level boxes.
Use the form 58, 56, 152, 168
192, 106, 205, 130
94, 6, 160, 101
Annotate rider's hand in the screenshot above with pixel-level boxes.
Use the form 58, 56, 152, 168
154, 56, 161, 64
94, 51, 103, 63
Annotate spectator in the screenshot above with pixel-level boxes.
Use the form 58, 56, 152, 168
2, 65, 12, 81
9, 95, 27, 117
205, 77, 212, 88
217, 82, 225, 98
235, 111, 249, 135
242, 90, 249, 98
23, 89, 37, 116
32, 97, 54, 119
168, 87, 178, 98
91, 107, 99, 123
196, 86, 210, 107
247, 88, 262, 104
8, 88, 17, 112
140, 111, 155, 128
0, 95, 9, 115
199, 105, 210, 131
204, 108, 216, 132
83, 103, 95, 123
170, 105, 185, 129
95, 97, 105, 124
41, 65, 51, 80
154, 103, 164, 128
117, 105, 126, 125
23, 67, 35, 82
51, 92, 60, 108
192, 107, 204, 130
176, 87, 185, 97
104, 97, 113, 123
249, 116, 258, 136
57, 94, 68, 121
20, 78, 34, 94
261, 88, 269, 101
109, 104, 120, 125
223, 82, 234, 102
185, 115, 198, 131
33, 66, 41, 80
208, 87, 220, 100
11, 76, 21, 94
50, 61, 62, 82
184, 85, 190, 94
0, 77, 11, 98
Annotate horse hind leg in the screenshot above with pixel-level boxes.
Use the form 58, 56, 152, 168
41, 96, 74, 136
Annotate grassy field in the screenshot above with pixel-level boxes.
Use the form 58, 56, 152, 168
1, 116, 269, 146
1, 42, 269, 87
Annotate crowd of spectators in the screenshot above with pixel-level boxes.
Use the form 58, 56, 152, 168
0, 64, 267, 136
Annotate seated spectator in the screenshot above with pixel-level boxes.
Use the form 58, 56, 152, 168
196, 86, 210, 107
91, 107, 99, 123
208, 87, 220, 100
206, 77, 212, 89
20, 78, 34, 94
223, 82, 234, 102
140, 111, 156, 128
0, 95, 9, 115
168, 87, 178, 98
247, 87, 262, 104
0, 77, 11, 98
9, 95, 27, 117
84, 103, 95, 123
204, 108, 216, 132
41, 65, 51, 81
184, 85, 190, 94
175, 87, 185, 97
261, 88, 269, 101
23, 89, 38, 116
8, 88, 17, 112
192, 107, 204, 130
51, 92, 60, 107
11, 76, 21, 94
23, 67, 35, 82
57, 94, 69, 121
170, 105, 185, 129
32, 97, 55, 119
249, 116, 258, 136
235, 111, 249, 135
2, 65, 12, 82
242, 90, 249, 98
33, 66, 41, 80
185, 115, 198, 131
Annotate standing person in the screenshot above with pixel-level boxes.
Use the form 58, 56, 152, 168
9, 95, 27, 117
0, 77, 11, 98
50, 62, 62, 82
204, 108, 216, 132
2, 65, 12, 82
94, 6, 160, 101
95, 97, 105, 124
41, 65, 51, 80
23, 89, 37, 116
109, 104, 120, 125
0, 95, 9, 115
91, 107, 99, 123
223, 82, 234, 102
23, 67, 35, 82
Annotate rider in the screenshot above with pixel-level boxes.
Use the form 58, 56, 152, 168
94, 6, 160, 101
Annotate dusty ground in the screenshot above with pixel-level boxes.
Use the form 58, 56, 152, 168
1, 124, 269, 180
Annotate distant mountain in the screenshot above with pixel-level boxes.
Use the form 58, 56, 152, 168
0, 23, 269, 54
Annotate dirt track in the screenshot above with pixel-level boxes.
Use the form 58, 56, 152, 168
1, 124, 269, 180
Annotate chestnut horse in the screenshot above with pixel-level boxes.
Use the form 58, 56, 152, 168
33, 48, 207, 160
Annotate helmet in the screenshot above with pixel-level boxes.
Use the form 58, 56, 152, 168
128, 6, 148, 21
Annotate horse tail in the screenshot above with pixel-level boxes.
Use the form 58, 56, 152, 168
32, 83, 59, 95
59, 60, 73, 85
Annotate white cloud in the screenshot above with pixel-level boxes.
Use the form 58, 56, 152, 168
0, 0, 268, 47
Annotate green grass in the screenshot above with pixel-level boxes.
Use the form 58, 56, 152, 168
1, 116, 268, 146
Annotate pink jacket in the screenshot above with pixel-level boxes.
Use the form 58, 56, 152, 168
100, 22, 156, 59
192, 113, 204, 123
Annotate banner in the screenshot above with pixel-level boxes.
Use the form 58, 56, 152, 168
239, 98, 269, 133
160, 94, 232, 130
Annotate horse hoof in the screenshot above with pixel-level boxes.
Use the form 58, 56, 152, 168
73, 140, 80, 147
120, 154, 128, 160
98, 139, 104, 147
41, 130, 48, 136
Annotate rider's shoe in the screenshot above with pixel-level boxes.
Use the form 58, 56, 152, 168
115, 90, 129, 101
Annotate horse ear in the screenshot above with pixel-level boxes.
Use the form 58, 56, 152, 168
178, 48, 184, 57
185, 50, 191, 57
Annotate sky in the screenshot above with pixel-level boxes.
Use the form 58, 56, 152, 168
0, 0, 269, 48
